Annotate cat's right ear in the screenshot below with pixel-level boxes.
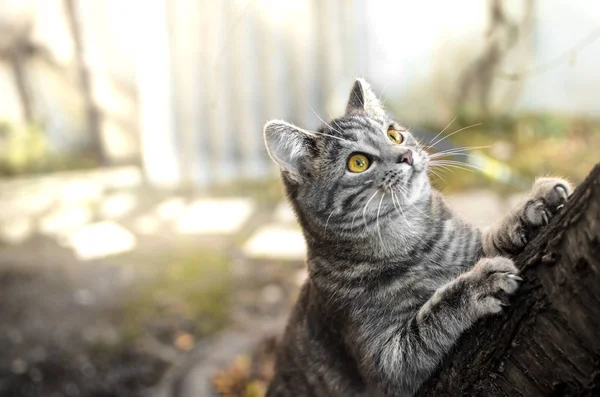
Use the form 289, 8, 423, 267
264, 120, 314, 180
345, 78, 386, 119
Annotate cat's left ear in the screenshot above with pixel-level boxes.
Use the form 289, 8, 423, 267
264, 120, 315, 180
345, 78, 386, 119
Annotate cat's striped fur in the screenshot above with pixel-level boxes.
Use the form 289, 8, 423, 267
264, 79, 571, 397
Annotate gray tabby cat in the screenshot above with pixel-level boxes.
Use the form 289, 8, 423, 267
263, 78, 571, 397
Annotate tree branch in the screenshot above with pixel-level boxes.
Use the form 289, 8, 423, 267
417, 162, 600, 396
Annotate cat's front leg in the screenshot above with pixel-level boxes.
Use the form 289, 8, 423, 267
483, 177, 572, 257
362, 257, 520, 397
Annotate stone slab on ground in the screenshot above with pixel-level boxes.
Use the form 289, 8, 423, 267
39, 205, 94, 236
242, 224, 306, 261
61, 221, 137, 261
99, 192, 139, 219
0, 217, 33, 245
175, 198, 255, 235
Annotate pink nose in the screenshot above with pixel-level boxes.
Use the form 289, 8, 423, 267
398, 150, 413, 166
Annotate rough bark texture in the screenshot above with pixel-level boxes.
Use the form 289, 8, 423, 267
417, 163, 600, 397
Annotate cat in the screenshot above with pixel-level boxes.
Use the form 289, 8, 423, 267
262, 78, 571, 397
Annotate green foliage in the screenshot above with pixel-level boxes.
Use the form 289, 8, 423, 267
426, 112, 600, 193
0, 120, 100, 176
0, 121, 48, 174
122, 249, 232, 341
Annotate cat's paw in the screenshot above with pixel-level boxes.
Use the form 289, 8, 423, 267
465, 257, 521, 316
524, 177, 571, 226
513, 177, 572, 247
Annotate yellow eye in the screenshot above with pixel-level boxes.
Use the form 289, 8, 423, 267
387, 129, 404, 144
347, 153, 370, 173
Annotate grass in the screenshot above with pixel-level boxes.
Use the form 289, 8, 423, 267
122, 248, 232, 343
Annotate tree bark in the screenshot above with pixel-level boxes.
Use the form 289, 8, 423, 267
417, 163, 600, 396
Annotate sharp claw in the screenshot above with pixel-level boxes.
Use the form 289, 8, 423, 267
499, 302, 510, 307
508, 274, 523, 282
555, 185, 569, 200
542, 210, 549, 225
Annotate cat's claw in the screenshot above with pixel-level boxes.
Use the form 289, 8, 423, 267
512, 177, 572, 249
465, 257, 521, 316
507, 274, 523, 282
524, 178, 572, 227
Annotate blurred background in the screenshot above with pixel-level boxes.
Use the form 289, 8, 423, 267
0, 0, 598, 396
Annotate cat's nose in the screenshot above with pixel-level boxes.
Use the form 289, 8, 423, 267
397, 150, 413, 166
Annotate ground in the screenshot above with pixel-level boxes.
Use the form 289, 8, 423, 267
0, 165, 528, 397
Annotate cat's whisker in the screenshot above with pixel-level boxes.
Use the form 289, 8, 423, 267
396, 186, 432, 221
389, 189, 413, 244
430, 159, 485, 171
327, 111, 345, 134
389, 189, 412, 245
431, 158, 478, 166
427, 168, 447, 183
430, 164, 477, 173
376, 193, 386, 251
391, 188, 412, 230
310, 107, 346, 136
429, 161, 485, 174
390, 188, 401, 215
428, 153, 484, 161
428, 123, 483, 149
429, 144, 493, 155
394, 185, 430, 223
428, 154, 487, 163
362, 190, 380, 227
427, 146, 492, 159
429, 163, 459, 175
428, 116, 457, 145
305, 129, 350, 143
324, 211, 335, 235
381, 95, 390, 108
378, 84, 389, 103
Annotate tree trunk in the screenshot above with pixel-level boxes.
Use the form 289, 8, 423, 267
417, 163, 600, 396
64, 0, 106, 165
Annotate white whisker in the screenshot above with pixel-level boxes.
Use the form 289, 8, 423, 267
430, 160, 486, 173
311, 107, 345, 136
397, 186, 432, 221
428, 144, 492, 156
429, 123, 483, 149
376, 193, 385, 251
324, 211, 335, 235
427, 168, 447, 183
362, 190, 380, 227
392, 188, 411, 226
390, 190, 411, 243
303, 128, 350, 143
428, 147, 492, 160
428, 116, 457, 145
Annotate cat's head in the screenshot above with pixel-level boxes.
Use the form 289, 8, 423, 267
264, 78, 430, 239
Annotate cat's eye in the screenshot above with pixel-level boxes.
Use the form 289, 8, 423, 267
347, 153, 370, 173
387, 129, 404, 144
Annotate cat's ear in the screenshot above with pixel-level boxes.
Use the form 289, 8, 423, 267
264, 120, 314, 179
345, 78, 386, 119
